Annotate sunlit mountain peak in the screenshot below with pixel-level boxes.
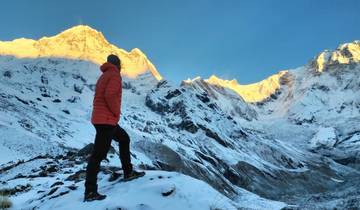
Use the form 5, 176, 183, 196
203, 71, 289, 103
312, 40, 360, 72
0, 25, 162, 80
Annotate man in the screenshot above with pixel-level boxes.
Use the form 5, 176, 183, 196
84, 54, 145, 202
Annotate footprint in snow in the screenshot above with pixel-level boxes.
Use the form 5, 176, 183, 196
135, 203, 154, 210
149, 175, 172, 181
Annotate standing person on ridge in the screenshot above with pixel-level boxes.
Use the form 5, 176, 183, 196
84, 54, 145, 202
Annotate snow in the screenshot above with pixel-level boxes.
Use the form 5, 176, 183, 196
0, 27, 359, 209
203, 71, 288, 103
26, 171, 239, 210
313, 40, 360, 72
2, 158, 286, 210
0, 25, 162, 80
310, 127, 337, 149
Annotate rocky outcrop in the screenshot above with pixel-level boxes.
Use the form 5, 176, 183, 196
312, 40, 360, 72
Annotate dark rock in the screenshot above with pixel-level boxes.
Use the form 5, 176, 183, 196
72, 74, 87, 83
208, 103, 218, 110
123, 81, 132, 89
156, 80, 168, 88
18, 119, 33, 131
198, 124, 228, 147
176, 119, 198, 133
293, 116, 316, 125
46, 187, 59, 196
65, 170, 86, 182
41, 75, 48, 84
50, 181, 64, 188
73, 84, 84, 94
145, 95, 170, 115
0, 184, 31, 196
65, 151, 77, 158
3, 70, 11, 78
270, 93, 278, 100
134, 140, 237, 197
77, 143, 94, 157
195, 151, 218, 166
38, 170, 48, 177
67, 96, 80, 103
39, 86, 51, 97
135, 141, 185, 172
46, 165, 59, 173
334, 156, 359, 165
62, 109, 70, 114
195, 93, 210, 103
49, 190, 70, 200
15, 96, 29, 105
66, 185, 78, 191
161, 187, 175, 197
165, 89, 182, 99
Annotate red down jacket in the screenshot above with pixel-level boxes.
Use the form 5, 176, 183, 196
91, 62, 122, 125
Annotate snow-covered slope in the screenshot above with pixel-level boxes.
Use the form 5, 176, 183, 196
0, 25, 162, 80
0, 27, 359, 209
1, 154, 287, 210
0, 55, 289, 209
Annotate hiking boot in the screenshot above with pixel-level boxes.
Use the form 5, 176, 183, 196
84, 191, 107, 202
123, 170, 145, 182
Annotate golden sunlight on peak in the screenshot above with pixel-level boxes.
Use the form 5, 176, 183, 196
314, 41, 360, 73
0, 25, 162, 81
205, 71, 288, 103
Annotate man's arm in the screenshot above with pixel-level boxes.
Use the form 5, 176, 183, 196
104, 74, 121, 117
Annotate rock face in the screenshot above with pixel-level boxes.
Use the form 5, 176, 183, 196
312, 40, 360, 72
0, 27, 360, 209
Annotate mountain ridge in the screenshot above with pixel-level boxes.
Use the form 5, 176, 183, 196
183, 40, 360, 103
1, 25, 359, 104
0, 25, 162, 80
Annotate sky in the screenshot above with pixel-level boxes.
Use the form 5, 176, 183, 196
0, 0, 359, 84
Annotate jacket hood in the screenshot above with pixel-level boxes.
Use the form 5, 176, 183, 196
100, 62, 120, 73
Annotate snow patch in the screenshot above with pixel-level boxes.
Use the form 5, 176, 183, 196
310, 127, 337, 149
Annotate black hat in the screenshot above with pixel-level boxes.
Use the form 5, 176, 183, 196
107, 54, 121, 69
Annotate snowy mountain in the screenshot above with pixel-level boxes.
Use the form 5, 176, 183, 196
0, 26, 359, 209
0, 25, 162, 80
202, 71, 287, 103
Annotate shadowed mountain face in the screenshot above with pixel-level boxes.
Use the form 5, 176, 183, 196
0, 27, 359, 209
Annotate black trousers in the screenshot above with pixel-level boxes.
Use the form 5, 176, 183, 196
85, 124, 133, 192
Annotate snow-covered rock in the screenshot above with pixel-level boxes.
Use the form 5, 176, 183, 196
1, 154, 286, 210
312, 40, 360, 72
310, 127, 337, 149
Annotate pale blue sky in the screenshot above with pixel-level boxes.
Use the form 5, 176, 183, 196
0, 0, 359, 84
